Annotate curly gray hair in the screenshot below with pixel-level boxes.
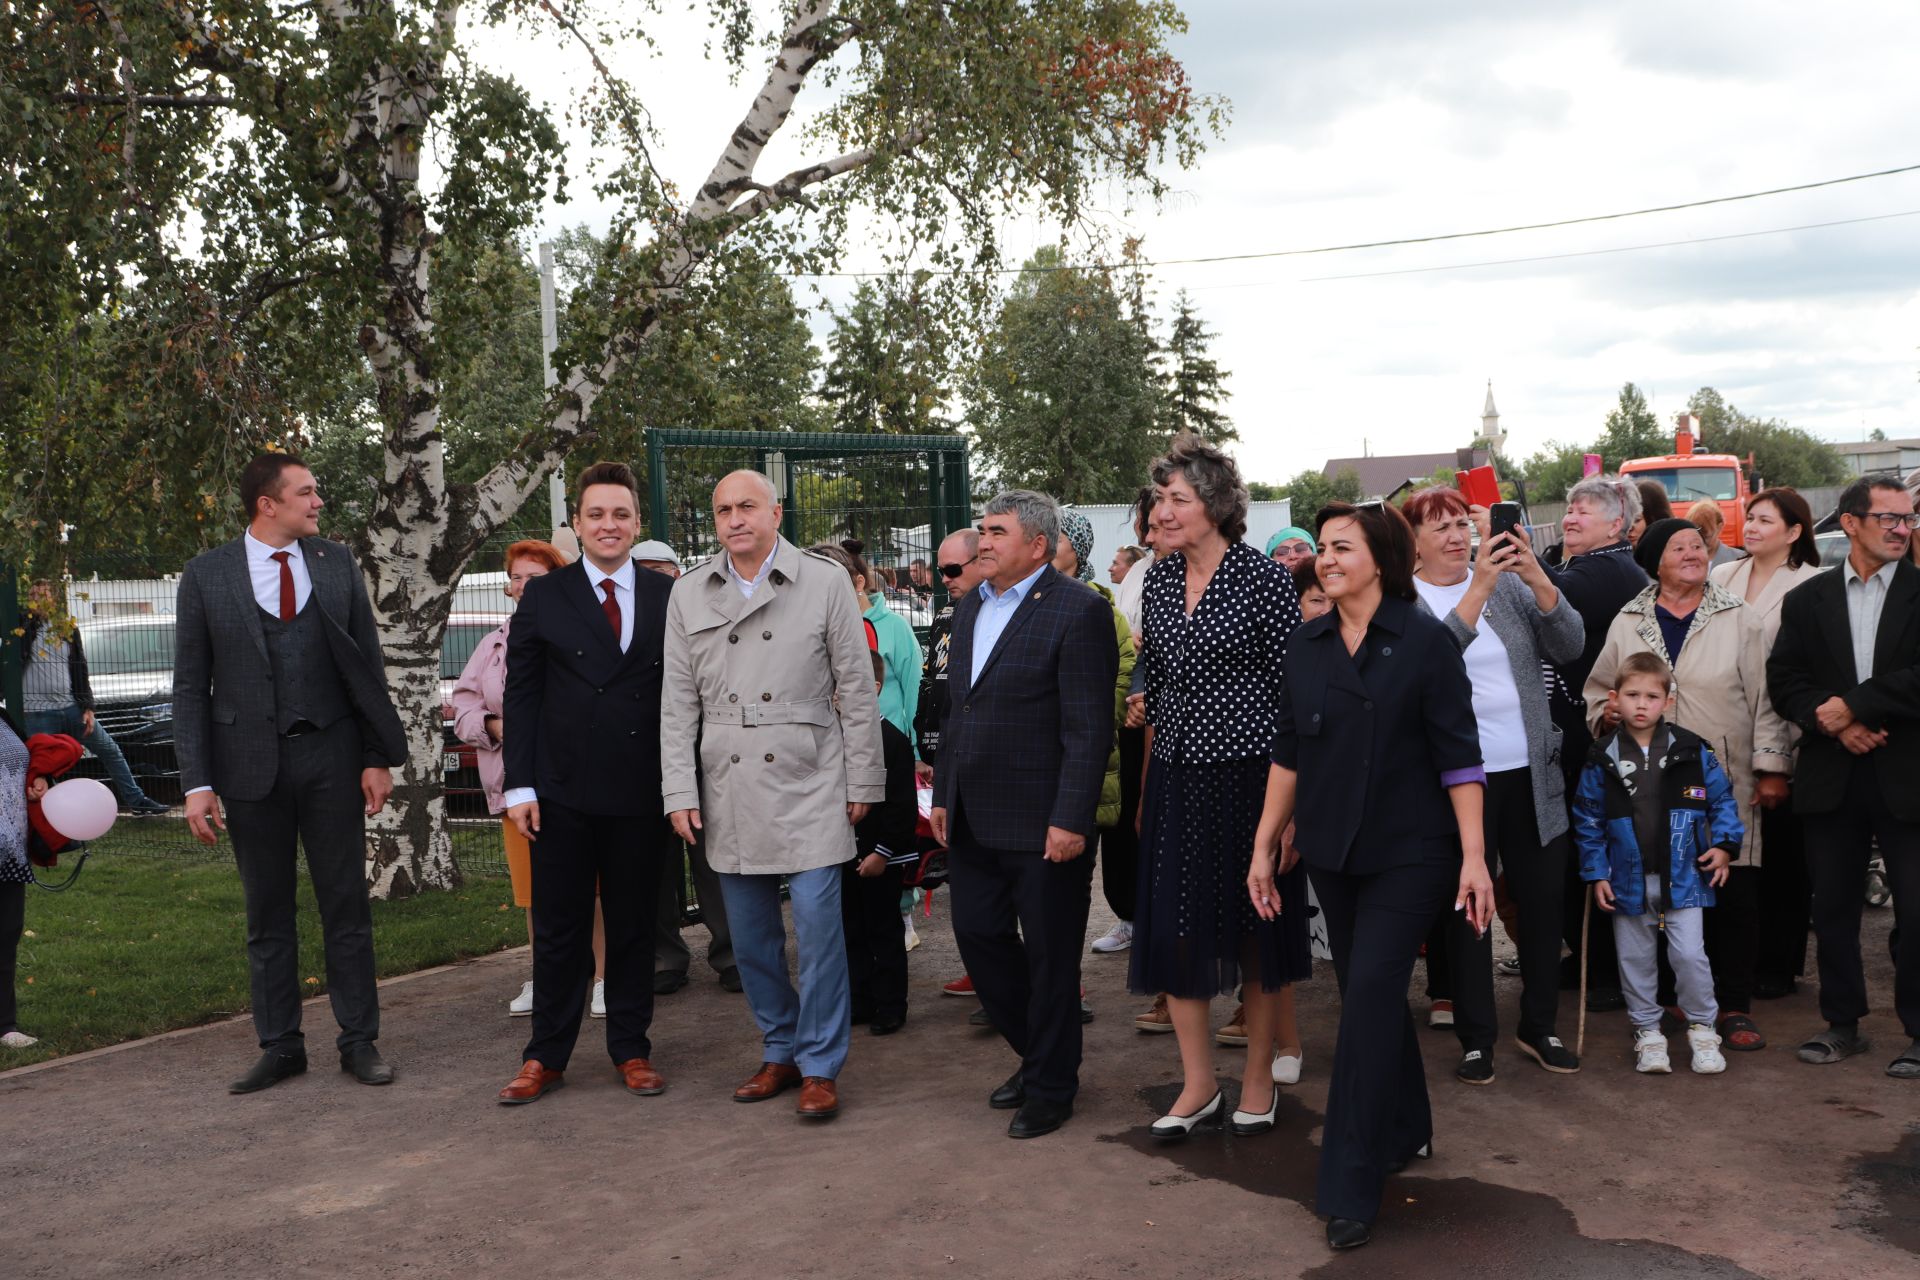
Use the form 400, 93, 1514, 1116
1150, 433, 1249, 543
1564, 474, 1640, 532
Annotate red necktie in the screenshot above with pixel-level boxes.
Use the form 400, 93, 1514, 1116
600, 579, 622, 646
270, 551, 295, 621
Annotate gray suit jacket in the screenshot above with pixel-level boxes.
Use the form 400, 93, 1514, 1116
174, 536, 407, 801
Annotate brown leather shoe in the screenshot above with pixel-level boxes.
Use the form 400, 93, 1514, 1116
1134, 992, 1175, 1034
1216, 1003, 1249, 1047
733, 1061, 802, 1102
498, 1060, 564, 1106
796, 1076, 839, 1119
618, 1058, 666, 1096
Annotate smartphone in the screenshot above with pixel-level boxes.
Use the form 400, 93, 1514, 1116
1457, 465, 1501, 510
1489, 501, 1524, 544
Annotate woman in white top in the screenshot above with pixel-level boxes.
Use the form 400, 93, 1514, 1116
1710, 487, 1825, 1000
1405, 487, 1587, 1081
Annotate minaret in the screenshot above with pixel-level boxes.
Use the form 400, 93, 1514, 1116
1480, 380, 1505, 457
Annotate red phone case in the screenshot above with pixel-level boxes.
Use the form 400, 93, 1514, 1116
1457, 465, 1500, 509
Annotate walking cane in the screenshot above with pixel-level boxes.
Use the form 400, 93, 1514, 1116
1576, 883, 1593, 1059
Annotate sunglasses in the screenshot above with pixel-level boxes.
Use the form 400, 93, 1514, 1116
939, 555, 979, 579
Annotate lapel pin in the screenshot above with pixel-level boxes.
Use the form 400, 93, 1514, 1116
1033, 591, 1044, 600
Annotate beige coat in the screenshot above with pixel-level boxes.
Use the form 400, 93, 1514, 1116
661, 538, 887, 874
1710, 556, 1825, 764
1584, 581, 1795, 866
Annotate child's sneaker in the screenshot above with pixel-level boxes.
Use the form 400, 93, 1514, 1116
1633, 1027, 1671, 1074
1687, 1023, 1727, 1074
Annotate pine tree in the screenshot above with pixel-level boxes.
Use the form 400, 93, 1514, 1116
1161, 290, 1235, 441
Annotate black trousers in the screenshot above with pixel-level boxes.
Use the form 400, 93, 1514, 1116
1100, 726, 1147, 922
222, 722, 377, 1055
1428, 768, 1567, 1048
1309, 855, 1457, 1225
1756, 807, 1811, 983
656, 836, 735, 977
842, 861, 908, 1020
1804, 770, 1920, 1038
948, 815, 1095, 1108
524, 799, 666, 1071
1704, 864, 1760, 1013
0, 881, 23, 1034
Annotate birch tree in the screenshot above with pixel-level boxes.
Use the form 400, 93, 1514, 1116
8, 0, 1220, 895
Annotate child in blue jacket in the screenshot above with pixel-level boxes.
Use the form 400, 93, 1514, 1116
1574, 652, 1744, 1075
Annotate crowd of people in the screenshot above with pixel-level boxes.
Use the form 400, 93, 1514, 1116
2, 441, 1916, 1254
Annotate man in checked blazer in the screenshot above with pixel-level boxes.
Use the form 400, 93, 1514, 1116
174, 454, 407, 1095
931, 490, 1118, 1139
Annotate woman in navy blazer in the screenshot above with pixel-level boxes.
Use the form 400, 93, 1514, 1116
1249, 501, 1494, 1252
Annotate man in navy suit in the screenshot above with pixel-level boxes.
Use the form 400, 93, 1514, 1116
496, 461, 675, 1105
931, 490, 1118, 1138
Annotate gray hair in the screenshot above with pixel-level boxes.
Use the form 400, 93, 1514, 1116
1150, 433, 1250, 543
983, 490, 1061, 557
1565, 474, 1639, 530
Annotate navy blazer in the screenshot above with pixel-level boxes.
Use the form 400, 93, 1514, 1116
1271, 595, 1483, 874
504, 561, 673, 818
934, 566, 1118, 849
1768, 559, 1920, 822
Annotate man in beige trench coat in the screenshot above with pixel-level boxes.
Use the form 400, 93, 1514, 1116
662, 470, 886, 1119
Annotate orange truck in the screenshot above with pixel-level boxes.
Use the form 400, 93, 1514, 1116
1620, 413, 1757, 548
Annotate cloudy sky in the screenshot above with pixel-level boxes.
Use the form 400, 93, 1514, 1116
475, 1, 1920, 486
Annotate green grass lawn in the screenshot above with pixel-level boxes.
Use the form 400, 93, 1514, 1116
4, 837, 525, 1069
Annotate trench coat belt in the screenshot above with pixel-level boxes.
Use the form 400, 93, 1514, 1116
701, 698, 834, 728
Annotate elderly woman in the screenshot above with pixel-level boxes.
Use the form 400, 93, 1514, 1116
1688, 500, 1743, 569
1405, 487, 1585, 1080
450, 539, 589, 1015
1251, 501, 1493, 1250
1584, 518, 1793, 1054
1711, 489, 1825, 1000
1131, 434, 1311, 1143
1266, 526, 1317, 570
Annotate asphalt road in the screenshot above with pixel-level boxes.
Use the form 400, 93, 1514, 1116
2, 895, 1913, 1279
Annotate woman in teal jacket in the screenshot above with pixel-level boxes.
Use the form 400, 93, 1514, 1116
843, 545, 923, 743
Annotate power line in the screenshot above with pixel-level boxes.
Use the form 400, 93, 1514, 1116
784, 161, 1920, 279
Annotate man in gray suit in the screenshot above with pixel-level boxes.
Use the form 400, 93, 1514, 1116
175, 454, 407, 1094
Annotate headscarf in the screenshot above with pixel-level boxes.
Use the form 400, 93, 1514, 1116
1633, 517, 1698, 580
1265, 525, 1315, 557
1060, 509, 1095, 581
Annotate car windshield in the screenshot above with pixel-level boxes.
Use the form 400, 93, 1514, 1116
79, 621, 176, 674
1630, 467, 1738, 502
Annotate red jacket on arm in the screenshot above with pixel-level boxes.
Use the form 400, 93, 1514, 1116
26, 732, 85, 864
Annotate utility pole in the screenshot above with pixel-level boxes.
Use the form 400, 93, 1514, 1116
538, 241, 566, 532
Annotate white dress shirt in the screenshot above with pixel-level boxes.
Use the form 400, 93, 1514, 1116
970, 562, 1048, 684
1843, 556, 1897, 681
245, 530, 314, 616
725, 544, 778, 600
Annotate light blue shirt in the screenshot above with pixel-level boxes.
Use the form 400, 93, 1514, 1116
970, 562, 1048, 684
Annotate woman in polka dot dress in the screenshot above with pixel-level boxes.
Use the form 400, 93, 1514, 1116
1129, 433, 1313, 1140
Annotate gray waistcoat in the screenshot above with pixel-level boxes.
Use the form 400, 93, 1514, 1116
260, 605, 352, 734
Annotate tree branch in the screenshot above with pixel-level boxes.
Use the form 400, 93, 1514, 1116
55, 92, 236, 109
728, 127, 928, 221
691, 0, 842, 219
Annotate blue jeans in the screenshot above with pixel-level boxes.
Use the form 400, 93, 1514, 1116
717, 865, 851, 1079
24, 704, 155, 807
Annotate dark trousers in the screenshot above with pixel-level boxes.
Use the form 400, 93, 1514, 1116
1428, 769, 1566, 1048
25, 703, 154, 807
1704, 864, 1760, 1013
524, 799, 666, 1071
842, 861, 909, 1020
1804, 770, 1920, 1038
1308, 856, 1456, 1224
1756, 807, 1811, 982
948, 816, 1095, 1107
1100, 726, 1147, 921
222, 722, 377, 1055
0, 881, 23, 1034
656, 836, 734, 977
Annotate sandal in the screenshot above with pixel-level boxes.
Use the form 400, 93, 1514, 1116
1888, 1042, 1920, 1080
1796, 1028, 1870, 1065
1717, 1013, 1766, 1052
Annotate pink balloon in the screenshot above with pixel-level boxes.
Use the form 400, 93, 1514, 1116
40, 777, 119, 842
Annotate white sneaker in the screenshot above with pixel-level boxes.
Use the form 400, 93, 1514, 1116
0, 1030, 38, 1049
904, 916, 921, 952
1272, 1050, 1303, 1085
1633, 1027, 1671, 1074
590, 979, 606, 1019
1687, 1023, 1726, 1074
1091, 921, 1134, 954
508, 980, 534, 1017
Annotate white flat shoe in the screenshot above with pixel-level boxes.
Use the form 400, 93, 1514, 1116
1149, 1090, 1223, 1141
1272, 1050, 1303, 1085
1230, 1087, 1279, 1135
508, 980, 534, 1017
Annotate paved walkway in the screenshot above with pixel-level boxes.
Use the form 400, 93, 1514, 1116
2, 900, 1914, 1279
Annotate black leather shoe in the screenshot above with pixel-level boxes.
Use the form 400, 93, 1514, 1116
1326, 1218, 1372, 1249
340, 1044, 394, 1086
988, 1070, 1026, 1110
718, 968, 743, 993
654, 970, 690, 996
230, 1050, 307, 1094
1008, 1098, 1071, 1139
869, 1012, 906, 1036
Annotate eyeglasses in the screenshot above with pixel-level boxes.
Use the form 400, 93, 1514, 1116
1857, 512, 1920, 530
939, 556, 978, 579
